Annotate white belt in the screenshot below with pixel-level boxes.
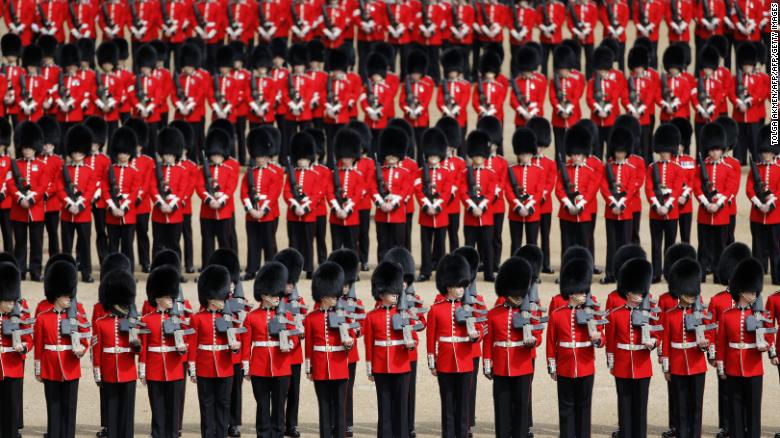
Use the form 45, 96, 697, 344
617, 343, 645, 351
198, 344, 230, 351
493, 341, 525, 348
0, 346, 16, 353
44, 345, 72, 352
252, 341, 280, 348
671, 342, 697, 350
374, 340, 405, 347
103, 347, 132, 354
729, 342, 757, 350
439, 336, 470, 343
313, 345, 345, 352
558, 341, 592, 348
148, 346, 178, 353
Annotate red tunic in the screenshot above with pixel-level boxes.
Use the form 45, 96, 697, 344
600, 160, 640, 221
139, 310, 191, 382
102, 163, 141, 226
509, 73, 547, 126
482, 303, 541, 376
546, 305, 603, 378
33, 307, 90, 381
196, 162, 237, 220
459, 166, 498, 227
304, 308, 355, 380
549, 70, 586, 129
187, 310, 237, 378
326, 166, 364, 227
92, 313, 139, 383
363, 306, 413, 374
505, 162, 545, 223
7, 158, 48, 223
746, 160, 780, 224
605, 305, 659, 379
400, 76, 435, 128
645, 160, 685, 220
555, 162, 600, 223
0, 306, 33, 379
716, 306, 774, 377
241, 307, 297, 377
58, 163, 98, 223
693, 158, 739, 226
661, 305, 713, 375
425, 299, 481, 373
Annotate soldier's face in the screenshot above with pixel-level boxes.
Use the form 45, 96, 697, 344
448, 71, 459, 79
285, 284, 295, 294
22, 147, 35, 159
411, 73, 422, 81
371, 74, 383, 82
163, 154, 176, 164
55, 296, 71, 310
381, 293, 398, 306
571, 153, 585, 164
101, 63, 114, 72
568, 292, 586, 306
742, 65, 754, 74
0, 301, 14, 313
627, 292, 643, 305
632, 67, 645, 75
518, 153, 532, 164
256, 156, 269, 166
210, 155, 225, 164
680, 294, 696, 306
708, 148, 723, 160
615, 151, 627, 161
762, 152, 775, 162
261, 295, 280, 308
70, 152, 85, 162
385, 155, 399, 165
156, 296, 174, 309
67, 65, 78, 74
27, 67, 39, 75
341, 157, 355, 167
118, 153, 130, 163
427, 155, 441, 165
140, 67, 152, 75
471, 156, 485, 166
447, 286, 465, 300
296, 158, 311, 168
506, 296, 522, 306
321, 296, 337, 308
739, 292, 757, 306
208, 299, 225, 310
293, 65, 306, 74
702, 67, 714, 76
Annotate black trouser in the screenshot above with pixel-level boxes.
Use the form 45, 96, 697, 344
182, 214, 194, 270
205, 42, 223, 74
588, 217, 597, 271
735, 122, 762, 165
553, 127, 566, 158
678, 212, 692, 243
374, 372, 410, 438
246, 220, 277, 274
728, 214, 736, 245
420, 226, 446, 277
405, 212, 415, 250
357, 41, 376, 82
330, 223, 358, 252
595, 126, 612, 161
228, 215, 239, 253
671, 373, 705, 438
727, 376, 762, 438
104, 381, 136, 438
136, 212, 151, 269
358, 209, 371, 265
0, 209, 11, 254
0, 378, 22, 438
44, 211, 60, 255
581, 43, 594, 79
615, 377, 650, 438
93, 207, 108, 260
493, 374, 532, 438
666, 379, 678, 434
324, 123, 344, 166
394, 43, 413, 79
631, 211, 641, 245
751, 222, 780, 283
640, 124, 653, 163
152, 222, 183, 262
492, 212, 504, 272
408, 360, 417, 433
437, 372, 471, 438
288, 221, 315, 275
697, 223, 728, 279
201, 218, 230, 268
471, 40, 483, 79
108, 223, 135, 269
556, 375, 594, 438
148, 379, 184, 438
447, 213, 460, 252
285, 364, 302, 431
282, 121, 313, 156
61, 221, 92, 277
376, 222, 406, 262
605, 219, 633, 279
509, 220, 539, 256
718, 373, 730, 433
540, 43, 556, 77
187, 122, 205, 164
12, 220, 43, 277
464, 225, 494, 281
346, 362, 356, 429
43, 379, 79, 438
229, 364, 243, 428
235, 116, 247, 165
560, 220, 589, 258
100, 384, 108, 431
650, 219, 677, 279
315, 215, 328, 265
197, 376, 232, 438
422, 44, 441, 85
539, 213, 552, 271
469, 357, 479, 429
250, 376, 289, 438
313, 379, 347, 438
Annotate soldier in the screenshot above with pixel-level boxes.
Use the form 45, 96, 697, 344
246, 46, 279, 131
384, 0, 414, 78
0, 262, 30, 438
192, 0, 226, 73
359, 53, 392, 143
714, 116, 741, 245
658, 45, 693, 124
327, 129, 364, 251
226, 0, 258, 48
125, 117, 154, 272
565, 0, 597, 77
694, 0, 727, 71
168, 121, 198, 274
322, 50, 355, 157
523, 119, 554, 273
624, 47, 657, 161
242, 261, 296, 438
282, 44, 317, 153
131, 45, 165, 152
113, 40, 134, 124
0, 122, 14, 252
306, 41, 328, 133
16, 45, 47, 123
103, 128, 140, 271
344, 121, 374, 272
460, 131, 498, 282
550, 46, 586, 154
746, 127, 780, 283
399, 50, 434, 151
473, 53, 507, 124
606, 258, 658, 438
364, 260, 414, 438
414, 128, 454, 281
662, 258, 713, 438
717, 258, 777, 438
505, 127, 544, 254
172, 43, 208, 160
94, 42, 123, 139
34, 260, 90, 438
3, 0, 36, 45
272, 248, 307, 438
91, 270, 139, 438
140, 265, 191, 438
436, 117, 464, 252
731, 43, 769, 163
308, 128, 330, 267
241, 129, 283, 279
150, 128, 188, 259
386, 118, 420, 252
536, 0, 565, 77
319, 0, 350, 54
196, 129, 237, 269
437, 50, 471, 133
230, 42, 253, 165
159, 0, 192, 68
53, 44, 87, 134
84, 117, 111, 261
37, 116, 63, 256
692, 46, 726, 143
8, 122, 47, 281
694, 123, 739, 281
188, 265, 240, 438
484, 257, 539, 438
586, 47, 621, 160
149, 40, 173, 126
508, 46, 546, 128
669, 118, 695, 244
305, 262, 355, 438
209, 46, 241, 139
427, 254, 480, 438
58, 125, 98, 282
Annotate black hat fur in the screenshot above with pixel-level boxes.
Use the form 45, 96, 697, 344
44, 260, 78, 301
0, 262, 21, 302
197, 265, 231, 307
99, 269, 136, 308
146, 265, 181, 303
512, 127, 537, 155
717, 242, 752, 286
383, 247, 415, 285
157, 127, 184, 158
663, 243, 697, 281
653, 123, 681, 154
290, 131, 316, 162
560, 257, 593, 298
311, 261, 345, 301
466, 130, 491, 158
334, 129, 362, 160
273, 248, 304, 284
435, 254, 471, 294
208, 249, 241, 284
66, 125, 93, 156
564, 124, 592, 156
371, 261, 404, 300
668, 258, 702, 298
617, 258, 652, 298
254, 262, 288, 300
526, 117, 551, 148
729, 258, 764, 300
15, 121, 44, 155
379, 126, 407, 160
327, 248, 360, 285
495, 257, 532, 298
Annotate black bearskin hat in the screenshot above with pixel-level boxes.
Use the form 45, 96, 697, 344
274, 248, 304, 285
617, 258, 652, 298
407, 50, 428, 75
435, 117, 463, 150
146, 265, 181, 304
495, 257, 532, 298
366, 52, 387, 78
208, 249, 241, 284
136, 44, 157, 69
84, 116, 108, 147
216, 45, 235, 68
1, 34, 21, 57
288, 43, 309, 66
270, 38, 287, 60
36, 116, 59, 147
699, 123, 726, 153
307, 39, 324, 63
515, 45, 540, 73
180, 43, 202, 68
0, 118, 12, 146
327, 48, 348, 72
169, 120, 194, 154
379, 126, 407, 160
334, 129, 362, 160
737, 42, 758, 66
290, 131, 316, 162
627, 46, 649, 70
526, 117, 551, 148
250, 45, 272, 70
0, 262, 21, 302
479, 52, 501, 75
477, 116, 502, 146
66, 125, 93, 156
757, 124, 777, 155
613, 244, 647, 276
373, 42, 395, 69
124, 118, 149, 149
729, 258, 764, 301
254, 262, 288, 300
204, 128, 230, 157
422, 128, 448, 159
311, 262, 345, 301
99, 269, 136, 308
614, 115, 641, 152
653, 123, 681, 154
717, 242, 752, 286
708, 35, 729, 58
260, 125, 282, 156
100, 252, 132, 280
44, 260, 78, 302
593, 46, 614, 71
669, 117, 692, 152
247, 128, 275, 159
371, 261, 405, 300
699, 45, 720, 70
512, 127, 537, 156
560, 258, 593, 298
668, 258, 702, 299
714, 116, 738, 150
109, 127, 137, 158
59, 43, 80, 67
38, 35, 57, 59
562, 245, 593, 267
197, 265, 231, 307
15, 121, 44, 155
441, 48, 464, 73
453, 246, 480, 282
76, 38, 96, 64
96, 41, 119, 67
466, 130, 491, 158
383, 247, 416, 286
663, 44, 685, 70
327, 248, 360, 286
663, 243, 696, 281
157, 127, 184, 158
22, 45, 42, 68
151, 248, 181, 272
564, 124, 592, 156
514, 244, 543, 280
608, 126, 633, 156
435, 254, 471, 295
114, 38, 130, 60
553, 45, 577, 70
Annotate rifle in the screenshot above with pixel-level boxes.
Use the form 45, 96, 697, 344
1, 301, 35, 351
128, 0, 143, 29
226, 0, 239, 31
118, 304, 151, 347
637, 0, 649, 26
332, 165, 346, 207
18, 75, 32, 109
62, 164, 82, 206
213, 74, 226, 107
441, 79, 456, 112
358, 0, 370, 21
660, 72, 673, 104
267, 300, 303, 351
454, 280, 487, 335
507, 165, 528, 208
59, 297, 91, 352
478, 0, 492, 27
328, 298, 363, 345
512, 293, 548, 345
553, 74, 570, 117
392, 287, 425, 346
136, 74, 149, 105
476, 74, 488, 109
285, 286, 308, 331
290, 1, 304, 28
510, 76, 527, 108
326, 75, 338, 108
630, 295, 662, 346
100, 2, 116, 29
285, 156, 309, 209
404, 76, 418, 109
68, 1, 83, 32
192, 1, 207, 29
8, 1, 19, 27
556, 153, 579, 205
732, 0, 747, 27
574, 292, 607, 343
670, 0, 681, 25
745, 295, 778, 350
566, 2, 583, 32
201, 151, 218, 198
366, 79, 380, 112
162, 288, 196, 351
749, 153, 775, 211
593, 72, 608, 116
155, 161, 171, 199
604, 162, 625, 210
38, 3, 53, 30
696, 76, 713, 120
257, 0, 270, 29
735, 68, 751, 107
173, 72, 186, 102
160, 0, 176, 29
287, 74, 302, 106
684, 298, 718, 350
106, 163, 122, 208
59, 73, 72, 102
246, 165, 259, 210
215, 306, 247, 348
322, 4, 334, 31
606, 0, 618, 29
540, 0, 551, 26
420, 157, 440, 211
451, 2, 463, 28
421, 0, 432, 26
627, 75, 641, 112
9, 158, 30, 198
697, 153, 717, 202
374, 153, 389, 199
465, 163, 485, 208
701, 0, 712, 21
385, 2, 399, 28
225, 281, 251, 326
651, 162, 668, 207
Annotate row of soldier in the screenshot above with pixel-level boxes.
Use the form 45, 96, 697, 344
0, 237, 778, 438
